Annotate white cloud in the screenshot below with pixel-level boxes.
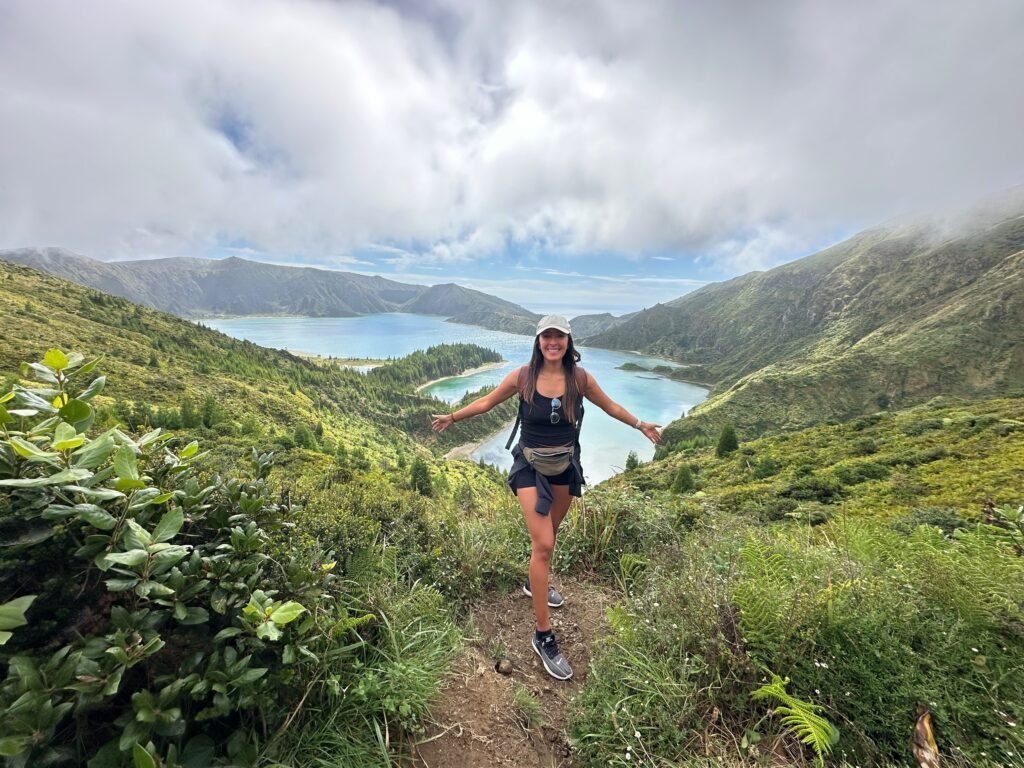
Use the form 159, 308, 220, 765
1, 0, 1022, 277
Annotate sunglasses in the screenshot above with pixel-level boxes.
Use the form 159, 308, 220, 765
550, 396, 561, 424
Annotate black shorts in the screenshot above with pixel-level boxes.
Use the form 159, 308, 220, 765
509, 464, 574, 492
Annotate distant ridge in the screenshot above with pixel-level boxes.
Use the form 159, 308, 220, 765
569, 312, 634, 339
587, 189, 1024, 440
0, 249, 540, 335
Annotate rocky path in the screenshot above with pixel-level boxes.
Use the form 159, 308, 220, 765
411, 576, 615, 768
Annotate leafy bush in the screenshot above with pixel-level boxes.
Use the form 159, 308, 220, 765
750, 497, 799, 522
779, 475, 845, 503
890, 506, 972, 537
831, 461, 889, 486
850, 437, 878, 456
751, 455, 781, 479
0, 349, 461, 766
901, 418, 944, 436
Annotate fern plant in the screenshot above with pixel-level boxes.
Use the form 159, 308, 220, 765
751, 672, 839, 765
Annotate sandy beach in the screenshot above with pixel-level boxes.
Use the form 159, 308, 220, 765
443, 418, 515, 461
415, 361, 506, 393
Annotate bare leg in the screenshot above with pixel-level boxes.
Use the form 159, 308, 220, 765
518, 485, 573, 631
517, 487, 555, 631
549, 485, 572, 539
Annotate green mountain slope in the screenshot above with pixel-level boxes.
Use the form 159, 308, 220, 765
400, 282, 540, 334
588, 193, 1024, 439
569, 394, 1023, 766
568, 311, 633, 340
0, 248, 538, 331
0, 260, 515, 469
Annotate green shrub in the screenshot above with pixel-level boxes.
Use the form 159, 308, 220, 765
901, 418, 944, 436
851, 413, 885, 431
716, 425, 739, 457
882, 445, 949, 467
625, 450, 640, 471
410, 457, 433, 497
891, 506, 972, 536
831, 461, 890, 486
751, 455, 781, 479
0, 350, 339, 765
671, 464, 695, 493
779, 475, 845, 503
851, 437, 878, 455
751, 497, 799, 522
0, 349, 462, 766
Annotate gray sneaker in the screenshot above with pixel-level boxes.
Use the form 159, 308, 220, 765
523, 579, 565, 608
532, 632, 574, 680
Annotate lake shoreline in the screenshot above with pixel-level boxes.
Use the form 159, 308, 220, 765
416, 361, 507, 393
205, 315, 709, 481
443, 418, 516, 461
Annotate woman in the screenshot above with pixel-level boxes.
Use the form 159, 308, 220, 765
431, 314, 661, 680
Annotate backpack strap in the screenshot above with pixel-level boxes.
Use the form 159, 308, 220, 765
504, 366, 530, 450
573, 367, 587, 448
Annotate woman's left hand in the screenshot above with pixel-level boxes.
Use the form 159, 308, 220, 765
637, 422, 662, 444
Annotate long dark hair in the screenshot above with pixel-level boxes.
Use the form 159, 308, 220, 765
520, 335, 583, 425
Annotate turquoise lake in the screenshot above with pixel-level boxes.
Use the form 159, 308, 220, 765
204, 314, 708, 484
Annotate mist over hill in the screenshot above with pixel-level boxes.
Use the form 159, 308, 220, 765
588, 190, 1024, 441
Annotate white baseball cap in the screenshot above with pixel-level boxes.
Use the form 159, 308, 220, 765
536, 314, 572, 335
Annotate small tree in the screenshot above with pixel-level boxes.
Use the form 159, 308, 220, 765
671, 464, 695, 493
716, 424, 739, 457
625, 451, 640, 471
294, 423, 319, 450
180, 394, 200, 428
201, 393, 220, 428
410, 458, 433, 497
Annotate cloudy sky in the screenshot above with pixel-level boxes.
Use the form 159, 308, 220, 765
1, 0, 1022, 315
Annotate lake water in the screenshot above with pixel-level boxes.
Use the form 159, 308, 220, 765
204, 314, 708, 484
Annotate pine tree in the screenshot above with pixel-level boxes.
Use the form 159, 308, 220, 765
716, 424, 739, 457
201, 394, 219, 428
625, 450, 640, 471
180, 395, 200, 428
671, 464, 695, 493
410, 458, 433, 497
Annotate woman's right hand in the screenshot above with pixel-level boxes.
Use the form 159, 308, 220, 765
431, 413, 456, 432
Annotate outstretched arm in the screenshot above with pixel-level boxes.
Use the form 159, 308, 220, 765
430, 367, 521, 432
583, 371, 662, 444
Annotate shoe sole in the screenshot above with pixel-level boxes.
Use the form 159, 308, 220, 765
532, 639, 574, 680
522, 585, 565, 608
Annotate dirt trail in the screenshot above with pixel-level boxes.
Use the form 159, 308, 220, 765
412, 576, 615, 768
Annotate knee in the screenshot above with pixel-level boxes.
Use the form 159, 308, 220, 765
531, 537, 554, 562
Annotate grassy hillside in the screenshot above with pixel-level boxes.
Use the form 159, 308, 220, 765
0, 260, 518, 483
0, 262, 527, 766
556, 394, 1024, 766
589, 193, 1024, 441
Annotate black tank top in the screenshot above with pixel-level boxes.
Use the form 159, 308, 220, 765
519, 391, 581, 448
